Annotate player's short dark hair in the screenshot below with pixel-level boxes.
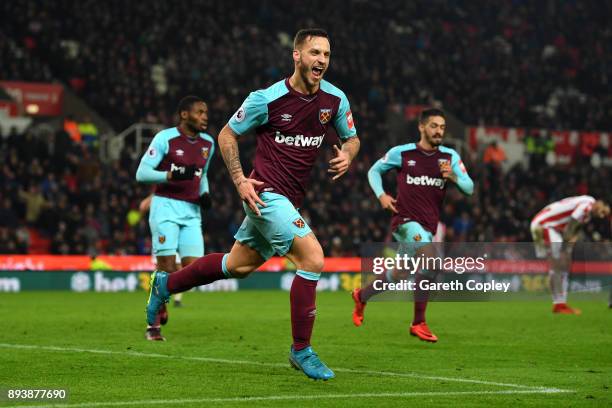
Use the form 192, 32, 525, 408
294, 28, 329, 49
419, 108, 445, 124
176, 95, 204, 115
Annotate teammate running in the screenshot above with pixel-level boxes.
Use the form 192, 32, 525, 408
136, 96, 215, 340
353, 108, 473, 342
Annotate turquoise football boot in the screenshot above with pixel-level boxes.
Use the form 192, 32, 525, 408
289, 346, 335, 380
146, 271, 170, 325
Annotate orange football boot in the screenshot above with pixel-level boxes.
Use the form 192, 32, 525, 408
352, 288, 367, 327
410, 322, 438, 342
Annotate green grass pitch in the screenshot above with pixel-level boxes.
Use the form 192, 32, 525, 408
0, 291, 610, 407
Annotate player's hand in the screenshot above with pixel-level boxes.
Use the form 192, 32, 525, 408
235, 176, 266, 216
328, 145, 351, 180
439, 161, 457, 183
139, 195, 153, 214
170, 165, 197, 181
379, 193, 398, 213
199, 193, 211, 211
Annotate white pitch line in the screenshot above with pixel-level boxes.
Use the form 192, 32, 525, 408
0, 343, 570, 393
5, 389, 573, 408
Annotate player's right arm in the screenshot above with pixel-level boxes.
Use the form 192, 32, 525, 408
368, 145, 404, 213
221, 90, 270, 215
136, 133, 170, 183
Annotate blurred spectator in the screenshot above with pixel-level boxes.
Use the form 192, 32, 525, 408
524, 130, 555, 171
78, 116, 99, 149
63, 115, 81, 144
483, 141, 506, 196
18, 184, 47, 226
483, 141, 506, 168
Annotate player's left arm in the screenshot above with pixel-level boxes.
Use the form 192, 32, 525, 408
198, 137, 215, 210
329, 92, 359, 180
442, 151, 474, 195
562, 218, 582, 242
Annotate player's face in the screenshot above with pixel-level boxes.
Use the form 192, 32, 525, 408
592, 201, 610, 218
419, 116, 446, 147
183, 102, 208, 132
294, 36, 330, 88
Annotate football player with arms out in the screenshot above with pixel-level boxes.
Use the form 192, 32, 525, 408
530, 196, 610, 314
136, 96, 215, 341
353, 108, 474, 342
145, 29, 359, 380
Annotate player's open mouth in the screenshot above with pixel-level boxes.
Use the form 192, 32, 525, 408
312, 67, 324, 77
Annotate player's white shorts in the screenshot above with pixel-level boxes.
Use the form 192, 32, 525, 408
530, 222, 562, 259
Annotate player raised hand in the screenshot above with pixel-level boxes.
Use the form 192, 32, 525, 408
235, 176, 266, 216
328, 145, 351, 180
378, 193, 398, 213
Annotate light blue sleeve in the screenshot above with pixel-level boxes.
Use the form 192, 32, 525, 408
333, 92, 357, 139
136, 132, 169, 184
450, 150, 474, 195
227, 90, 269, 136
367, 145, 404, 198
199, 136, 215, 195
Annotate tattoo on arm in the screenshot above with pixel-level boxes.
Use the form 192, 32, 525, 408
219, 125, 245, 184
341, 137, 361, 161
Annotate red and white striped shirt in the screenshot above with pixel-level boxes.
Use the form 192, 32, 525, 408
531, 195, 595, 232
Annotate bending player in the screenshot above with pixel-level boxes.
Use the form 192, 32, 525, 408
136, 96, 215, 341
353, 108, 473, 342
145, 29, 360, 379
530, 196, 610, 314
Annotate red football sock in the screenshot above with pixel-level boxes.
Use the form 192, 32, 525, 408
290, 275, 318, 351
412, 273, 430, 325
359, 272, 392, 303
167, 253, 226, 294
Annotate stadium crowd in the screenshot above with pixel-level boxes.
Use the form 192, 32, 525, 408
0, 0, 610, 255
0, 126, 609, 256
2, 0, 610, 131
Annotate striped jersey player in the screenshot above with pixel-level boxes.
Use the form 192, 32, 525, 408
530, 195, 609, 314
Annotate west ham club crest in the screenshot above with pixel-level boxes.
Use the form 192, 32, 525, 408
319, 108, 332, 124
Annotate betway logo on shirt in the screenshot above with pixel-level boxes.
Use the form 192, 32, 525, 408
274, 131, 324, 148
406, 174, 445, 189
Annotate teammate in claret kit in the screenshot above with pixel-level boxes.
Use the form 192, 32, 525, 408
353, 108, 474, 342
145, 28, 360, 380
136, 96, 215, 341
